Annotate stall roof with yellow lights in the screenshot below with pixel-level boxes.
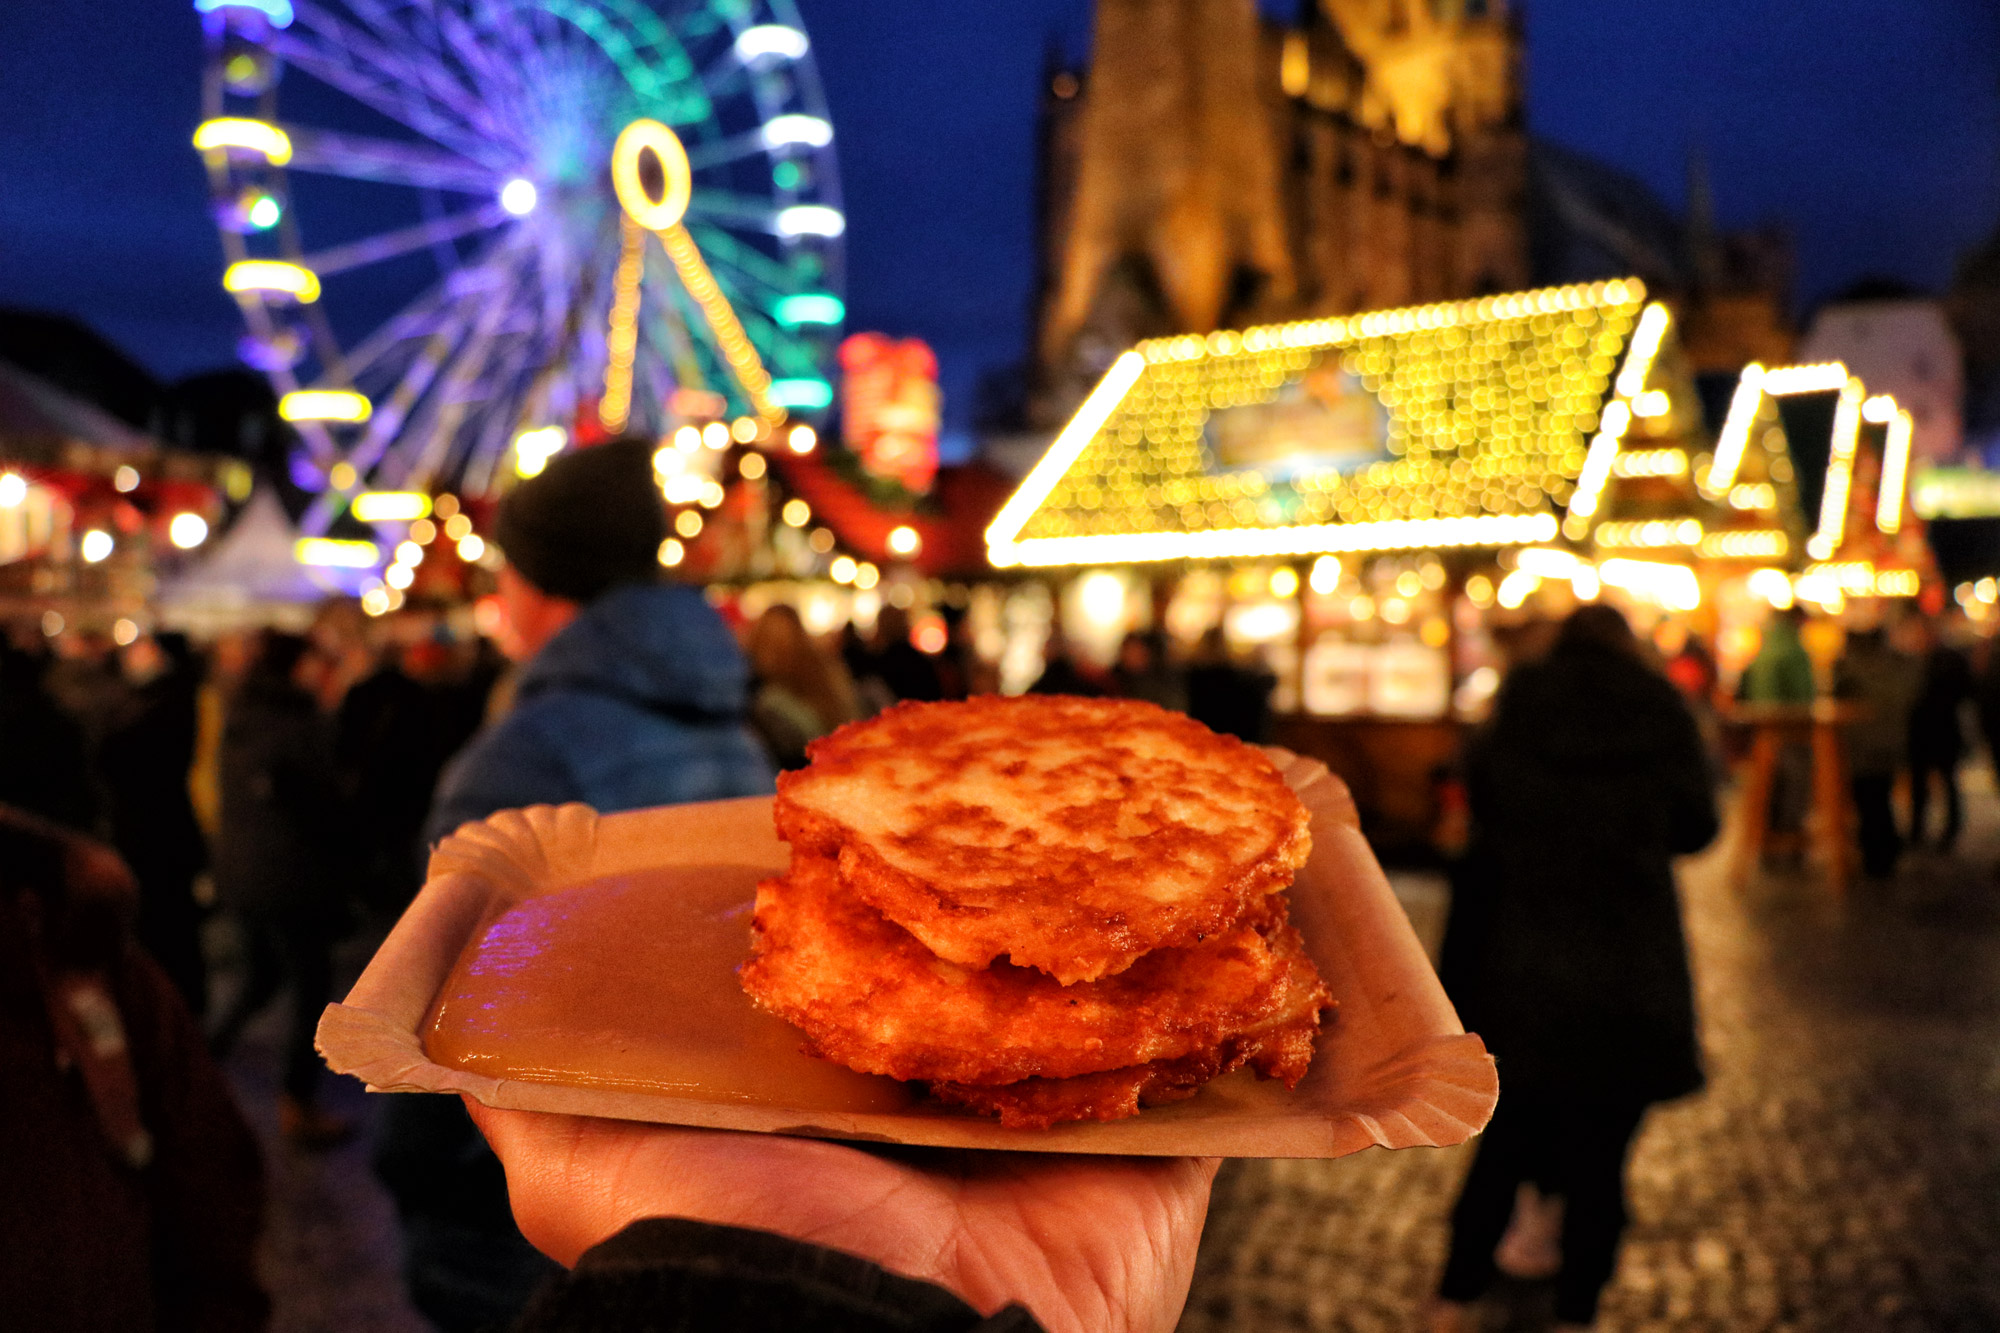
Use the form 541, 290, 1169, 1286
988, 279, 1677, 568
1706, 361, 1926, 604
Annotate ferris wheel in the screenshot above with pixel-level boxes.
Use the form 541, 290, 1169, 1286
193, 0, 845, 527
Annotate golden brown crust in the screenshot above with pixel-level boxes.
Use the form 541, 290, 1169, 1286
740, 850, 1327, 1086
773, 696, 1312, 984
928, 1010, 1328, 1130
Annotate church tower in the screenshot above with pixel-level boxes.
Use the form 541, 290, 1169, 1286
1036, 0, 1295, 418
1032, 0, 1530, 425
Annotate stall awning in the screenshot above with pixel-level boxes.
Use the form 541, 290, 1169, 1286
773, 453, 1015, 579
989, 280, 1672, 569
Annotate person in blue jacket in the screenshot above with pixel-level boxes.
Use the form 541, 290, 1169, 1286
373, 437, 773, 1332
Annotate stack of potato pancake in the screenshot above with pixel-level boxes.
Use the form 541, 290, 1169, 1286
740, 695, 1332, 1128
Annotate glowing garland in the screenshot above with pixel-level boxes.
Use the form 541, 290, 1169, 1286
990, 280, 1648, 569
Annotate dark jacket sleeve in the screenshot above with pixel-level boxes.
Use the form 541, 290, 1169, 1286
513, 1218, 1045, 1333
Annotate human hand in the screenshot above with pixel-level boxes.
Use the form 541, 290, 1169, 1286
464, 1097, 1218, 1333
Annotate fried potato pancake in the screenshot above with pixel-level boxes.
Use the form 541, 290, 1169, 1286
928, 1005, 1326, 1130
774, 696, 1312, 984
739, 850, 1329, 1088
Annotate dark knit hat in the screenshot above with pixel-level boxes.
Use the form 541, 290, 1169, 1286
494, 438, 665, 603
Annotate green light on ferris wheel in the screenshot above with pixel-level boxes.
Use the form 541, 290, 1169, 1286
773, 293, 844, 328
769, 378, 834, 410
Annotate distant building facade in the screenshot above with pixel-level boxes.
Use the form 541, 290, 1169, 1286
1030, 0, 1528, 425
1798, 300, 1965, 465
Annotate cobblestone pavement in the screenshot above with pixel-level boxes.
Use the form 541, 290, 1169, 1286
213, 923, 430, 1333
1179, 777, 2000, 1333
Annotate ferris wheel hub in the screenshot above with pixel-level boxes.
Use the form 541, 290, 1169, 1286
499, 179, 539, 217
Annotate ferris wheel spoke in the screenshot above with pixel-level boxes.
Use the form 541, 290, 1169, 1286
340, 234, 531, 442
283, 126, 501, 195
299, 202, 514, 278
308, 285, 513, 524
430, 7, 538, 142
395, 256, 536, 484
338, 269, 481, 386
273, 24, 506, 172
682, 132, 770, 173
290, 1, 502, 146
683, 191, 784, 232
685, 222, 800, 303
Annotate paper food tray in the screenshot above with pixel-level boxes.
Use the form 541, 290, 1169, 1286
318, 749, 1495, 1157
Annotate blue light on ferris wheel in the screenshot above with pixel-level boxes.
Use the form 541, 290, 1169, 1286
194, 0, 295, 29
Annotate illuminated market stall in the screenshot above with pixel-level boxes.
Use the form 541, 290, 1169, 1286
987, 278, 1711, 844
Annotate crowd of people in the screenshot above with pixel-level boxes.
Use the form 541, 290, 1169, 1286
1734, 604, 1994, 879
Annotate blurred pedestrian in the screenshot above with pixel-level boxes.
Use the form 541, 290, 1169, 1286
1833, 624, 1922, 878
378, 438, 773, 1333
1906, 615, 1972, 852
1112, 629, 1186, 712
0, 632, 97, 831
207, 630, 353, 1146
1028, 624, 1104, 697
1431, 605, 1716, 1332
187, 630, 257, 844
1185, 627, 1274, 742
932, 606, 996, 700
336, 617, 493, 912
1738, 606, 1818, 854
860, 604, 944, 704
745, 602, 860, 769
1661, 624, 1717, 706
98, 633, 209, 1015
0, 805, 267, 1332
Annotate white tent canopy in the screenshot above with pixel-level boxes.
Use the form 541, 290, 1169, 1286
155, 488, 351, 632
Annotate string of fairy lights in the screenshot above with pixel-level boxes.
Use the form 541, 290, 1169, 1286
990, 280, 1650, 569
992, 275, 1931, 616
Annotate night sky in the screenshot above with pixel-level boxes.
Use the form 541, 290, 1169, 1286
1, 1, 1995, 455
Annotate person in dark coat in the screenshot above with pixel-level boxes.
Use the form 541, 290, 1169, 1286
207, 629, 352, 1144
0, 805, 267, 1333
376, 439, 775, 1332
1027, 624, 1104, 698
1833, 625, 1921, 878
335, 625, 494, 912
1184, 627, 1275, 742
1431, 604, 1717, 1332
1906, 616, 1972, 852
0, 635, 97, 831
1111, 629, 1186, 712
98, 633, 210, 1015
862, 604, 945, 704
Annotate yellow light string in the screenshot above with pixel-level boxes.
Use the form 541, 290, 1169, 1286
599, 215, 648, 434
655, 221, 781, 425
1807, 379, 1864, 560
1876, 407, 1913, 535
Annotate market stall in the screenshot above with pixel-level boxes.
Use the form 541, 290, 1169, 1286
986, 278, 1703, 847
